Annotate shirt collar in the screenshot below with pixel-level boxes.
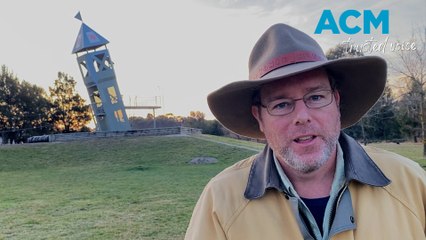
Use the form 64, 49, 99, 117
244, 132, 391, 200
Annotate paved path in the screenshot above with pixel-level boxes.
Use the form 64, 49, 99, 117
191, 135, 262, 152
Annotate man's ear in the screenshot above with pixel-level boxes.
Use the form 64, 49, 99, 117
251, 105, 264, 133
334, 90, 341, 107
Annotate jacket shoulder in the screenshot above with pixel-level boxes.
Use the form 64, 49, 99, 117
363, 146, 425, 181
363, 146, 425, 223
203, 155, 256, 229
211, 155, 256, 183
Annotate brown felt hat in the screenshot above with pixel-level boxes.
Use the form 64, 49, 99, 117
207, 23, 387, 139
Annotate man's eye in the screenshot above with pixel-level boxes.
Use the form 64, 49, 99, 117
272, 101, 292, 110
308, 94, 325, 102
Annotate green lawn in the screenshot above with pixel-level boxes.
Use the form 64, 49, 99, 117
0, 136, 256, 240
0, 135, 423, 239
369, 141, 426, 169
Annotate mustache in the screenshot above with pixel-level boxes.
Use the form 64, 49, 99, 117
286, 127, 324, 138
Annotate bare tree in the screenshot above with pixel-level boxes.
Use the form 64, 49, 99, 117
390, 26, 426, 156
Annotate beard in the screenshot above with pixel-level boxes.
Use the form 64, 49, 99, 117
273, 113, 341, 174
277, 132, 339, 173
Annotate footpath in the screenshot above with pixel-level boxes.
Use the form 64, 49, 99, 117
191, 135, 262, 152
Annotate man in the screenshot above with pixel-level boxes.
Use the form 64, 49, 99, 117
185, 24, 426, 239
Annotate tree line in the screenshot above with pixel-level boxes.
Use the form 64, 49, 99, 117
129, 111, 224, 136
0, 66, 91, 144
327, 28, 425, 146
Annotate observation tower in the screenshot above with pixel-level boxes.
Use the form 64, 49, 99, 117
72, 12, 130, 131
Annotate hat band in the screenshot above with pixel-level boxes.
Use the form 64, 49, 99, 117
251, 51, 325, 80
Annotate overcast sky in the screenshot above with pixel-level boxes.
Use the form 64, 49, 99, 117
0, 0, 424, 119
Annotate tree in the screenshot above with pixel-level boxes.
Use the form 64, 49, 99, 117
202, 119, 224, 136
394, 77, 422, 142
189, 111, 205, 121
362, 86, 401, 142
128, 111, 225, 136
19, 81, 52, 132
49, 72, 92, 133
0, 65, 52, 143
0, 66, 21, 126
130, 113, 183, 129
390, 26, 426, 155
185, 111, 206, 130
0, 65, 23, 143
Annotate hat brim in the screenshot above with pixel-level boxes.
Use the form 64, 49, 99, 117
207, 56, 387, 139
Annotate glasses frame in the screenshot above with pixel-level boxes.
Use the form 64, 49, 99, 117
259, 89, 335, 116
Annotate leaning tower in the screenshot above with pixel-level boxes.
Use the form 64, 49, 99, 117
72, 16, 130, 132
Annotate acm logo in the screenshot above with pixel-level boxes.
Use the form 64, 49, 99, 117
314, 10, 389, 34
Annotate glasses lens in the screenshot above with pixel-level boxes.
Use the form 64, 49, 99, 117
304, 90, 332, 109
264, 90, 333, 116
267, 99, 294, 115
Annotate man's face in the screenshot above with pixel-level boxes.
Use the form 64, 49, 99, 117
252, 69, 341, 174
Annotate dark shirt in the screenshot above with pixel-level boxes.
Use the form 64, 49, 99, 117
301, 196, 330, 234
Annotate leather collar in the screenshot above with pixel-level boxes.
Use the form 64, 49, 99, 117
244, 133, 391, 200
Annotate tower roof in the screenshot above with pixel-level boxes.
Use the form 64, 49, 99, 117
72, 23, 109, 54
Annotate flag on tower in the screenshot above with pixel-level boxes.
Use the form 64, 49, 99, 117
74, 11, 83, 21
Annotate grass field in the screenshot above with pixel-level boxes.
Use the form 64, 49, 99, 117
0, 135, 256, 239
0, 135, 424, 239
369, 141, 426, 168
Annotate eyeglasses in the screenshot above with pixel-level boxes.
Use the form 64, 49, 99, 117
259, 89, 334, 116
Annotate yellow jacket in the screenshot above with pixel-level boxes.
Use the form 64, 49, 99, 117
185, 134, 426, 239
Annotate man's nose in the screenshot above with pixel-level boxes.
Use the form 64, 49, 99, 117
292, 100, 311, 125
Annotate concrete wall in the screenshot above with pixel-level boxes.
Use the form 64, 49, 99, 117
48, 127, 201, 142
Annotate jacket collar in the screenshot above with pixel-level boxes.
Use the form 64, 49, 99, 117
244, 132, 391, 200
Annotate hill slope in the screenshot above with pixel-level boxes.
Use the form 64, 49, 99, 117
0, 135, 260, 240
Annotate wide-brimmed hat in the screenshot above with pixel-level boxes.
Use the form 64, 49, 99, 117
207, 23, 387, 139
